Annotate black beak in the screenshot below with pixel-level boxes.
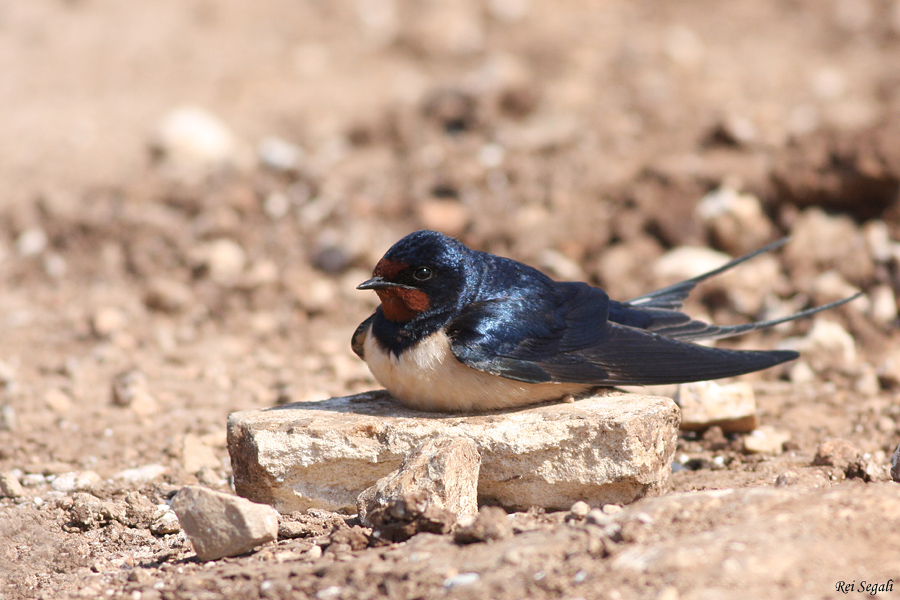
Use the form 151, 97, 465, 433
356, 276, 415, 291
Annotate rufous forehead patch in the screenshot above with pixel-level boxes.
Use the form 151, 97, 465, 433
373, 258, 408, 279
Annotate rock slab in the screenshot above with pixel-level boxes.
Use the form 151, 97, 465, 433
172, 485, 279, 561
227, 390, 679, 513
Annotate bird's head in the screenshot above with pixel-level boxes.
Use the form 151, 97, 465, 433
357, 230, 469, 323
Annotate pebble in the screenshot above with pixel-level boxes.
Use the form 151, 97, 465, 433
311, 233, 354, 274
111, 369, 149, 407
696, 188, 773, 254
294, 278, 338, 314
356, 0, 399, 45
538, 249, 585, 281
712, 115, 758, 147
869, 284, 897, 325
16, 228, 48, 257
43, 253, 67, 278
742, 426, 790, 455
257, 136, 303, 172
263, 192, 291, 220
863, 220, 893, 263
585, 509, 611, 526
143, 278, 194, 313
199, 238, 247, 283
113, 464, 167, 483
877, 416, 896, 434
789, 360, 816, 385
44, 388, 72, 414
153, 106, 239, 177
653, 246, 732, 285
813, 439, 861, 470
150, 509, 182, 536
664, 25, 704, 67
91, 307, 127, 338
477, 142, 505, 168
0, 404, 19, 432
677, 381, 759, 434
879, 348, 900, 386
417, 199, 470, 237
795, 319, 859, 371
811, 271, 865, 310
443, 573, 481, 589
569, 501, 591, 518
172, 485, 279, 561
413, 3, 484, 56
240, 260, 279, 289
854, 367, 881, 396
453, 506, 513, 544
21, 473, 47, 487
50, 471, 101, 493
785, 208, 873, 286
0, 359, 15, 385
0, 471, 26, 498
315, 586, 343, 600
774, 471, 800, 487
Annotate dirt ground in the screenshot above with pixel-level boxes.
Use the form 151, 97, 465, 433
2, 1, 900, 598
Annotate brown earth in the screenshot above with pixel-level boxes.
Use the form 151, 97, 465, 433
2, 1, 900, 599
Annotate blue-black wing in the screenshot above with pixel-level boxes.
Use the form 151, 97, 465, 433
447, 282, 799, 386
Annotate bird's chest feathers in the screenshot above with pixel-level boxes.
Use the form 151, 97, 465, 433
363, 329, 456, 393
362, 327, 589, 412
375, 288, 430, 322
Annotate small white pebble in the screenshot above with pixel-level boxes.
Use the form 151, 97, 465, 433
316, 585, 342, 600
443, 573, 480, 588
634, 512, 654, 525
477, 143, 505, 168
586, 509, 610, 526
16, 228, 48, 256
570, 500, 590, 518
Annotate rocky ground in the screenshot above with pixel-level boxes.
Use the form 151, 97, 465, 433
2, 1, 900, 599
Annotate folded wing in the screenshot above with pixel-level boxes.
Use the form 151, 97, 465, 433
448, 282, 799, 386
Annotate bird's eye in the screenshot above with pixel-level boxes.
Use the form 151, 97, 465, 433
413, 266, 433, 281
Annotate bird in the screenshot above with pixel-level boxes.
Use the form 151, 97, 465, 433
352, 230, 862, 412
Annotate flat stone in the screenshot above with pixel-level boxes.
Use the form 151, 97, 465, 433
357, 436, 480, 525
172, 485, 279, 561
227, 390, 679, 513
677, 381, 759, 434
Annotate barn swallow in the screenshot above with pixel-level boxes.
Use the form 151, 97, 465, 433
352, 230, 861, 412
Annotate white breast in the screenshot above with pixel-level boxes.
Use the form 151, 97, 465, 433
362, 327, 590, 412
